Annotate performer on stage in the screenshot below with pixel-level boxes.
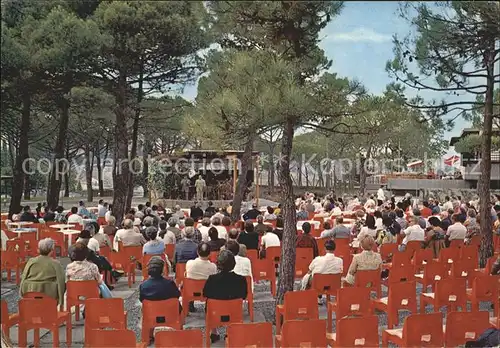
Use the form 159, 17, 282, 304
180, 176, 190, 200
195, 175, 206, 201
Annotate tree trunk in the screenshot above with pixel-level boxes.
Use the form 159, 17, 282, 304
269, 147, 275, 194
477, 44, 495, 267
23, 165, 31, 200
8, 93, 31, 218
85, 147, 93, 202
359, 146, 372, 197
230, 137, 254, 222
143, 140, 151, 199
95, 143, 104, 197
47, 84, 71, 210
64, 145, 70, 197
276, 117, 297, 304
112, 71, 131, 226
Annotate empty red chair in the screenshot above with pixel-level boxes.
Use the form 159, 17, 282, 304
311, 273, 341, 303
461, 244, 479, 265
246, 249, 258, 264
383, 249, 413, 269
0, 250, 22, 284
266, 246, 281, 269
66, 280, 99, 321
412, 248, 434, 273
380, 243, 399, 263
275, 319, 327, 348
155, 329, 203, 348
451, 259, 478, 284
372, 281, 417, 328
18, 297, 71, 348
382, 312, 444, 347
384, 265, 415, 286
294, 248, 313, 279
420, 277, 467, 313
252, 258, 276, 296
276, 290, 318, 334
327, 287, 372, 333
353, 269, 381, 297
108, 250, 135, 287
205, 299, 243, 347
466, 275, 499, 310
84, 298, 127, 345
226, 322, 273, 347
414, 260, 448, 292
444, 311, 490, 346
141, 299, 181, 342
438, 247, 460, 271
87, 329, 146, 347
181, 278, 206, 320
327, 315, 379, 347
1, 299, 18, 342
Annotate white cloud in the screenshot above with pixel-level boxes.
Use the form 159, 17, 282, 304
327, 28, 392, 43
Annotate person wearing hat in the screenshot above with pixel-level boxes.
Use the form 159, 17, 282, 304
203, 250, 248, 343
243, 203, 261, 221
300, 239, 343, 292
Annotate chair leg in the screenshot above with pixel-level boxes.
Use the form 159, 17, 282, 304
205, 324, 211, 347
381, 331, 389, 347
66, 317, 72, 348
18, 325, 27, 348
74, 303, 80, 321
52, 327, 59, 348
276, 309, 281, 335
34, 328, 40, 347
141, 322, 148, 344
327, 306, 333, 333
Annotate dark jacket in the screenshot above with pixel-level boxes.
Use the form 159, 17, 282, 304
20, 212, 38, 223
203, 271, 248, 300
208, 239, 226, 252
237, 231, 259, 250
139, 276, 181, 302
190, 207, 204, 221
174, 239, 198, 264
204, 206, 217, 217
243, 209, 261, 221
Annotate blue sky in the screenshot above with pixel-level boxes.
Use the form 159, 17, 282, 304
181, 2, 474, 155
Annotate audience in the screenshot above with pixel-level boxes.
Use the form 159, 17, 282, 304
186, 243, 217, 280
167, 218, 182, 240
208, 227, 226, 252
226, 241, 253, 289
158, 220, 175, 245
400, 216, 425, 251
254, 215, 268, 235
237, 221, 259, 250
243, 203, 261, 221
20, 238, 66, 306
143, 226, 165, 255
211, 217, 228, 240
67, 207, 84, 225
173, 227, 198, 265
296, 222, 319, 258
199, 217, 212, 242
446, 213, 467, 245
114, 218, 145, 250
139, 256, 180, 302
345, 235, 382, 285
301, 239, 343, 292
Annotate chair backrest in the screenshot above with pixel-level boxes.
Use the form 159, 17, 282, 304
445, 311, 491, 346
450, 259, 477, 282
280, 319, 327, 347
99, 245, 111, 258
182, 278, 206, 303
335, 287, 372, 320
142, 299, 181, 330
402, 312, 444, 347
435, 277, 467, 305
23, 292, 52, 299
439, 247, 460, 263
175, 263, 186, 285
380, 243, 399, 262
391, 249, 413, 267
123, 245, 142, 263
206, 299, 243, 328
246, 249, 258, 264
336, 315, 379, 347
165, 243, 175, 261
142, 254, 168, 280
387, 265, 415, 284
283, 290, 319, 321
18, 297, 58, 326
449, 239, 464, 249
226, 322, 273, 347
422, 260, 448, 284
266, 246, 281, 264
84, 298, 126, 331
252, 258, 275, 282
155, 329, 203, 348
1, 299, 8, 324
469, 235, 481, 247
208, 251, 218, 263
66, 280, 100, 304
405, 240, 422, 255
87, 329, 138, 348
295, 248, 314, 278
311, 273, 341, 297
471, 275, 499, 300
0, 250, 20, 267
460, 245, 478, 265
413, 248, 434, 271
354, 269, 381, 291
387, 281, 417, 322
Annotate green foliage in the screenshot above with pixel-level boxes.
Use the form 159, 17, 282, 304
454, 134, 500, 154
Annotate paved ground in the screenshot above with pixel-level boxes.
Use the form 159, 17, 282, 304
1, 263, 495, 347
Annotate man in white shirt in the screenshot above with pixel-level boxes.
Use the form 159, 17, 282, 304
301, 239, 343, 292
226, 241, 253, 290
186, 242, 217, 280
105, 205, 112, 222
114, 219, 145, 250
198, 217, 212, 242
260, 229, 280, 250
97, 200, 107, 218
401, 216, 425, 248
211, 216, 228, 240
377, 186, 385, 206
67, 207, 83, 225
442, 196, 453, 212
446, 214, 467, 240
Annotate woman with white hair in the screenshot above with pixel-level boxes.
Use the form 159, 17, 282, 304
20, 238, 66, 306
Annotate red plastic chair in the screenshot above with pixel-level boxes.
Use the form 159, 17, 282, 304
382, 249, 413, 269
155, 329, 203, 348
450, 259, 479, 284
18, 297, 71, 348
141, 299, 182, 342
460, 244, 479, 265
327, 287, 372, 333
246, 249, 258, 265
352, 269, 381, 297
181, 278, 206, 321
275, 319, 327, 348
380, 243, 399, 263
266, 246, 281, 269
414, 260, 448, 293
205, 299, 243, 347
175, 263, 186, 286
311, 273, 341, 303
19, 232, 38, 257
326, 315, 379, 347
295, 248, 314, 279
420, 277, 467, 313
108, 249, 135, 287
372, 281, 417, 328
412, 248, 434, 273
244, 275, 254, 321
0, 250, 23, 284
382, 312, 444, 347
449, 239, 464, 249
252, 258, 276, 296
438, 247, 460, 271
142, 254, 169, 280
444, 311, 490, 346
226, 322, 273, 347
405, 240, 422, 256
466, 275, 499, 310
1, 299, 19, 342
66, 280, 100, 321
276, 290, 318, 335
84, 298, 127, 345
334, 247, 352, 276
384, 265, 415, 286
165, 243, 175, 261
87, 329, 147, 348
